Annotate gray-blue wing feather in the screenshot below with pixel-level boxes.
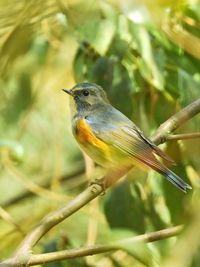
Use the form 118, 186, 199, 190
86, 105, 173, 163
86, 105, 191, 192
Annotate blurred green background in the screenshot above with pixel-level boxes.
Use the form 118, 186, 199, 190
0, 0, 200, 266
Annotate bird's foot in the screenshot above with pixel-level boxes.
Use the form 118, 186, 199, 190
89, 177, 106, 195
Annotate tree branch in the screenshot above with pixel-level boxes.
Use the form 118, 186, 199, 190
13, 184, 103, 254
1, 226, 183, 266
166, 132, 200, 141
1, 98, 200, 266
152, 98, 200, 144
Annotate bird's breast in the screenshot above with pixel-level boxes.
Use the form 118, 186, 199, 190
74, 118, 103, 147
72, 117, 110, 166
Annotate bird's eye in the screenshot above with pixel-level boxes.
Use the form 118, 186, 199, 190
82, 90, 89, 96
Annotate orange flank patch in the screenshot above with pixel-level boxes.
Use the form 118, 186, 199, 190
76, 119, 108, 152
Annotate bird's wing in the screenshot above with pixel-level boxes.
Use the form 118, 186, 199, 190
91, 122, 167, 171
130, 126, 175, 164
87, 109, 191, 192
90, 115, 174, 164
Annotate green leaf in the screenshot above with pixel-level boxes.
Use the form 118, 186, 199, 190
4, 72, 32, 123
104, 180, 146, 234
107, 64, 134, 118
73, 42, 100, 83
129, 24, 164, 90
164, 141, 191, 224
93, 19, 116, 55
90, 57, 114, 90
0, 25, 32, 76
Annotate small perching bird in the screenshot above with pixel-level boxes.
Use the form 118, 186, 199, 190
63, 82, 191, 193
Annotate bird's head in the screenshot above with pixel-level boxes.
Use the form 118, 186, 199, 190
63, 82, 109, 115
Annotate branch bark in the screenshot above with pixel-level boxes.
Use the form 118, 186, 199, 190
166, 132, 200, 141
1, 98, 200, 266
152, 98, 200, 144
1, 225, 183, 266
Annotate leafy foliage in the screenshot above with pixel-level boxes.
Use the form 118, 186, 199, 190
0, 1, 200, 266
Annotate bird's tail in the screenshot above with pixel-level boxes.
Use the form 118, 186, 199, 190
135, 155, 192, 193
160, 168, 192, 193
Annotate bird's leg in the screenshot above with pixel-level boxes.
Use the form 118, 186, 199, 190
89, 165, 132, 194
89, 177, 106, 195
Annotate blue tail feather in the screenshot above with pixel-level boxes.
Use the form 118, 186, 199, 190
165, 169, 192, 193
133, 154, 192, 192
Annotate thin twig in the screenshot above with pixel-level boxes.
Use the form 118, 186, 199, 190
0, 207, 25, 236
166, 132, 200, 141
1, 226, 183, 266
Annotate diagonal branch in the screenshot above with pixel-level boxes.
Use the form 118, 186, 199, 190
11, 167, 130, 256
1, 98, 200, 267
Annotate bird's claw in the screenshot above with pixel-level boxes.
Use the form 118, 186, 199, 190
89, 177, 106, 195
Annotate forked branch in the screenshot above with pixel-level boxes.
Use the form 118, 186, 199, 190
152, 98, 200, 144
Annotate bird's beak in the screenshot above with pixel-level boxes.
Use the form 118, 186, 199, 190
62, 89, 73, 96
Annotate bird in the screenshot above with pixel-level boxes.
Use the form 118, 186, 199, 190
63, 82, 191, 193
